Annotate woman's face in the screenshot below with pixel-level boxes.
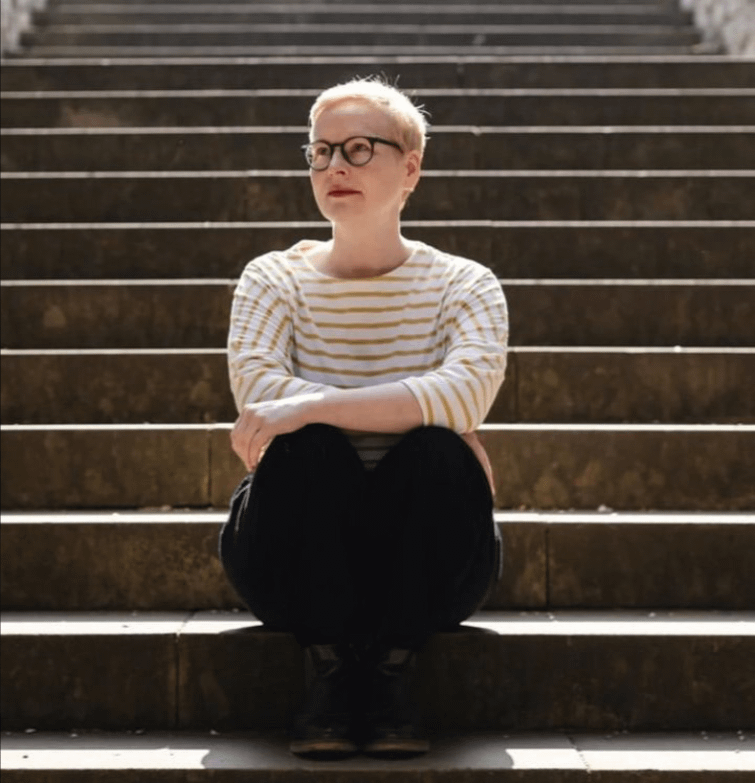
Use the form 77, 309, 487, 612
308, 100, 421, 226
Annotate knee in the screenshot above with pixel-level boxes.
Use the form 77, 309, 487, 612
384, 425, 474, 476
400, 425, 466, 456
269, 422, 347, 454
263, 423, 360, 473
384, 426, 487, 491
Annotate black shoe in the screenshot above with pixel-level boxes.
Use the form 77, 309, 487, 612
289, 644, 359, 760
359, 647, 430, 759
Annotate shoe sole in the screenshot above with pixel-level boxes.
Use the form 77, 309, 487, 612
362, 738, 430, 759
289, 738, 359, 759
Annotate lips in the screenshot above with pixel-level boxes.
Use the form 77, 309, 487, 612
328, 188, 360, 196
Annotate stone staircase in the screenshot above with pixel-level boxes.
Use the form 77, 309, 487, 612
1, 0, 754, 778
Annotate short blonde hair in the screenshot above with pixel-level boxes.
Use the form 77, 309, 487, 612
308, 76, 430, 159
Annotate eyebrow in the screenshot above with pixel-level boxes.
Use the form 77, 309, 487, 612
310, 135, 374, 143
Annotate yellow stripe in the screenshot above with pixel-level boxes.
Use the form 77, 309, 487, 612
303, 315, 437, 330
309, 302, 439, 315
305, 285, 446, 300
457, 299, 485, 336
294, 324, 447, 346
434, 386, 457, 429
294, 357, 440, 379
273, 376, 297, 400
407, 381, 434, 426
244, 296, 286, 349
446, 381, 474, 433
295, 340, 443, 364
230, 289, 258, 349
269, 312, 289, 354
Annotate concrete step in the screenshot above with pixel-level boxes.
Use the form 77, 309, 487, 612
1, 423, 753, 510
3, 730, 753, 780
3, 279, 752, 349
3, 56, 751, 90
3, 222, 752, 280
2, 348, 753, 425
17, 44, 711, 57
37, 6, 696, 26
1, 610, 752, 731
35, 8, 692, 30
24, 24, 700, 50
4, 88, 754, 128
2, 510, 752, 611
44, 0, 690, 5
3, 171, 753, 222
4, 126, 754, 172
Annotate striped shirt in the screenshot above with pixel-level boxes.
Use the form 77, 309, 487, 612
228, 239, 509, 467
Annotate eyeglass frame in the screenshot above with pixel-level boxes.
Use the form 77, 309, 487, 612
302, 135, 404, 170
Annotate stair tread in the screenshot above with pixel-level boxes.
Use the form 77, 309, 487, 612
1, 730, 753, 773
2, 608, 753, 635
4, 509, 752, 523
4, 421, 753, 430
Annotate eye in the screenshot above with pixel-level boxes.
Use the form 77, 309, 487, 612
311, 143, 330, 158
346, 138, 370, 154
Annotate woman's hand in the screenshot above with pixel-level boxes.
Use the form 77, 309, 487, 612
230, 393, 322, 472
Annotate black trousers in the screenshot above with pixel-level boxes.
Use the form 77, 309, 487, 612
219, 424, 501, 650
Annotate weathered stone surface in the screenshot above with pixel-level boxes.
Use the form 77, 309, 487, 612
16, 43, 717, 58
0, 613, 182, 730
177, 619, 304, 730
3, 172, 753, 222
2, 730, 752, 782
3, 424, 750, 510
547, 516, 755, 609
488, 520, 547, 608
3, 280, 754, 351
210, 426, 245, 509
0, 283, 235, 349
0, 513, 547, 611
682, 0, 755, 54
3, 57, 752, 91
0, 351, 238, 423
477, 424, 755, 510
5, 90, 754, 129
3, 349, 753, 424
23, 26, 700, 51
0, 425, 211, 509
5, 610, 742, 732
416, 617, 755, 731
503, 283, 755, 348
5, 512, 751, 611
4, 127, 752, 172
509, 349, 755, 423
0, 515, 241, 611
2, 223, 752, 280
38, 8, 695, 27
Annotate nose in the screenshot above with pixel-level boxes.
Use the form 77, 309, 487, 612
327, 146, 349, 171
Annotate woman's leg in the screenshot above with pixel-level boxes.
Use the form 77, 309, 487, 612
363, 425, 499, 650
354, 425, 499, 758
218, 423, 368, 646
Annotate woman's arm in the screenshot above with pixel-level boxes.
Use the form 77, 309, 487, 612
231, 383, 422, 472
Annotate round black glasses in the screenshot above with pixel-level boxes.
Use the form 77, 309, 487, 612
302, 136, 403, 170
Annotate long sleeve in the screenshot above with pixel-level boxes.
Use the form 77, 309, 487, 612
227, 260, 333, 413
399, 267, 508, 433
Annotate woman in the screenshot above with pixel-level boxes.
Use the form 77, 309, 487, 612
220, 77, 508, 760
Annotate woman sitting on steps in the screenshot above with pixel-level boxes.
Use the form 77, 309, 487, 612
219, 76, 509, 760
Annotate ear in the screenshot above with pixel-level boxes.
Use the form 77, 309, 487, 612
404, 150, 422, 188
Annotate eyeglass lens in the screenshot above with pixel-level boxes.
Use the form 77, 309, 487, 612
306, 137, 376, 169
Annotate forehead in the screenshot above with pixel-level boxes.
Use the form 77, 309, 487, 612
311, 100, 397, 141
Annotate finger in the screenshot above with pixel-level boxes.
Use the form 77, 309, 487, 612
231, 422, 256, 473
246, 425, 268, 472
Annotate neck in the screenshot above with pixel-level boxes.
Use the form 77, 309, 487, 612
321, 218, 412, 279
